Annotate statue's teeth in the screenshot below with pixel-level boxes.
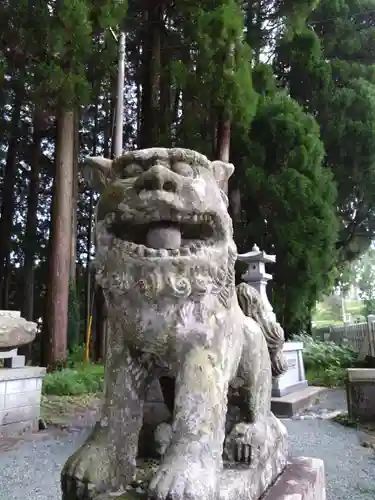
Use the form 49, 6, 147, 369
135, 245, 145, 256
145, 247, 157, 257
155, 249, 169, 258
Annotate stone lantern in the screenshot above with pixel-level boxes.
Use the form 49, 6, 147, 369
237, 244, 310, 404
237, 244, 276, 318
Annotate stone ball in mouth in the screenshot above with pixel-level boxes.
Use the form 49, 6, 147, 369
146, 224, 182, 249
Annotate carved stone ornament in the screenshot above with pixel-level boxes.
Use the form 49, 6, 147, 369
0, 311, 37, 349
61, 148, 288, 500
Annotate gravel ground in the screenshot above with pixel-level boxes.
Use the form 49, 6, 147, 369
0, 396, 374, 500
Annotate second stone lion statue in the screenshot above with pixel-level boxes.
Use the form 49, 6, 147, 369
61, 148, 288, 500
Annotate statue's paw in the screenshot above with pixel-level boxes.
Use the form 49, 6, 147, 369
224, 421, 265, 465
148, 446, 218, 500
224, 415, 287, 465
154, 422, 172, 457
61, 423, 133, 500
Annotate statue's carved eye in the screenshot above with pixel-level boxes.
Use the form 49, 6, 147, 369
122, 163, 144, 178
172, 162, 193, 177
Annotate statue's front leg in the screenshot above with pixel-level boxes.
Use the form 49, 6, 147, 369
61, 342, 147, 500
149, 346, 228, 500
224, 317, 287, 465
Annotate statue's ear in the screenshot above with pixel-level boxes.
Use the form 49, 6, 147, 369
211, 160, 235, 193
83, 157, 114, 193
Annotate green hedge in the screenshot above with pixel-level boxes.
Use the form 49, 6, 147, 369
292, 333, 356, 387
43, 362, 104, 396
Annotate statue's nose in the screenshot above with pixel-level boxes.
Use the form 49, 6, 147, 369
134, 165, 181, 194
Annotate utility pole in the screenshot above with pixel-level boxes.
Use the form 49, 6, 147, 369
110, 28, 126, 158
85, 29, 125, 362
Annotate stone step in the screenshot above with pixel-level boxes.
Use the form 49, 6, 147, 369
271, 386, 326, 418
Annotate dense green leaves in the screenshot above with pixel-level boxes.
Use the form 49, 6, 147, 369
233, 93, 338, 333
3, 0, 375, 352
276, 0, 375, 263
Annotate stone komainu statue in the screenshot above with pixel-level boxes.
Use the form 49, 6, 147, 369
61, 148, 288, 500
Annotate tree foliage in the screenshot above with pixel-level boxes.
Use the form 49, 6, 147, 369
232, 92, 337, 333
2, 0, 375, 362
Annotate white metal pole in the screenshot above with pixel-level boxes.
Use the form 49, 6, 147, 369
113, 31, 125, 158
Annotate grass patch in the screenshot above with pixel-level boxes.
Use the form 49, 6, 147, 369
306, 366, 348, 388
41, 394, 100, 425
333, 413, 359, 429
42, 362, 104, 396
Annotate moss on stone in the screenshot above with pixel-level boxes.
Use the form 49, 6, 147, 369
97, 183, 126, 220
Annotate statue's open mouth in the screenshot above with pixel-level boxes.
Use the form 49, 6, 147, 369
103, 211, 221, 258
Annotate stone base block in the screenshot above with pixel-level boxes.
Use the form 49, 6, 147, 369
0, 348, 18, 359
272, 380, 308, 398
93, 457, 325, 500
218, 440, 287, 500
0, 366, 46, 437
4, 355, 25, 368
346, 368, 375, 421
263, 457, 325, 500
0, 418, 38, 438
271, 386, 326, 417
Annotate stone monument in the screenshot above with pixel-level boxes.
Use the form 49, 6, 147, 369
0, 310, 46, 436
61, 148, 326, 500
237, 246, 308, 398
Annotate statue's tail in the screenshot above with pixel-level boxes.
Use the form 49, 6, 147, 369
236, 282, 287, 377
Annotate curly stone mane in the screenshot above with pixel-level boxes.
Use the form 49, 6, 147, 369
236, 282, 287, 377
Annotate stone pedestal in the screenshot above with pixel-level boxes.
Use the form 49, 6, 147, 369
272, 342, 308, 397
93, 457, 326, 500
263, 457, 326, 500
346, 368, 375, 421
0, 366, 46, 437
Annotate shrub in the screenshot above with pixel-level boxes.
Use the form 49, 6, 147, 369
43, 363, 104, 396
67, 343, 86, 367
292, 333, 356, 387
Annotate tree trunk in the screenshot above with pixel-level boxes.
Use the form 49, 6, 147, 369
22, 113, 43, 322
0, 93, 21, 308
43, 109, 74, 368
70, 110, 79, 283
139, 1, 162, 148
215, 114, 231, 163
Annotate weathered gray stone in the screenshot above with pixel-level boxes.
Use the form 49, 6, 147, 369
92, 457, 325, 500
346, 368, 375, 421
4, 354, 25, 368
0, 312, 37, 349
61, 148, 290, 500
262, 457, 326, 500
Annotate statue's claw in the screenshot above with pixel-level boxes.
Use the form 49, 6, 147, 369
224, 415, 287, 466
61, 423, 134, 500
